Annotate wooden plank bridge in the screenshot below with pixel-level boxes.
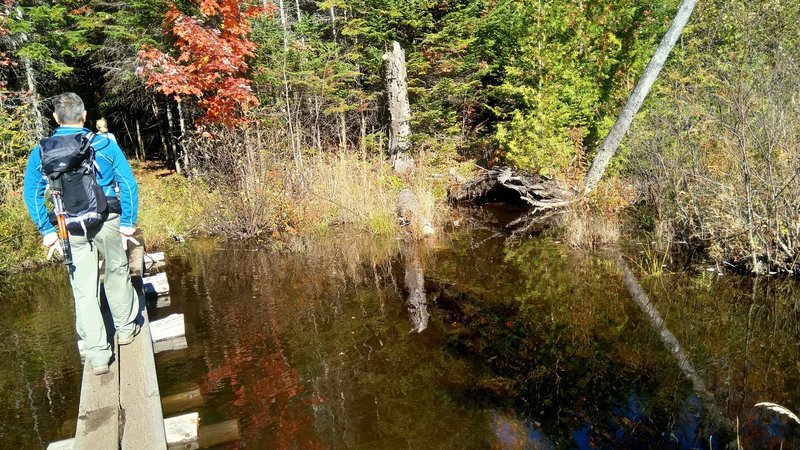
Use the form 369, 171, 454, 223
47, 236, 239, 450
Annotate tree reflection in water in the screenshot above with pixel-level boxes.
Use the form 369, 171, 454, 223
400, 238, 429, 333
4, 226, 800, 448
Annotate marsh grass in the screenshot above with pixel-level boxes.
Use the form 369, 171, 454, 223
299, 152, 445, 239
633, 241, 671, 277
302, 153, 400, 236
0, 191, 46, 274
561, 177, 631, 248
135, 164, 220, 248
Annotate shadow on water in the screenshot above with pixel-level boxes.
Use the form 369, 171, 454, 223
2, 215, 800, 449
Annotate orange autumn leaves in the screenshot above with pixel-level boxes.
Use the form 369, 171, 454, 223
137, 0, 275, 126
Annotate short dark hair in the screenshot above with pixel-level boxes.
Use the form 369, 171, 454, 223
53, 93, 85, 124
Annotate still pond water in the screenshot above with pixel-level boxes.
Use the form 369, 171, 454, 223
1, 220, 799, 449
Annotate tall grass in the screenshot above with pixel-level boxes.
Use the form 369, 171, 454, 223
135, 164, 220, 248
186, 127, 446, 240
561, 178, 631, 247
301, 153, 401, 236
0, 191, 46, 274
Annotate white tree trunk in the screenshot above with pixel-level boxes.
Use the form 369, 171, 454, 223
177, 99, 189, 173
338, 112, 346, 151
584, 0, 698, 193
135, 118, 145, 160
14, 8, 45, 138
164, 98, 181, 174
383, 41, 414, 174
277, 0, 288, 50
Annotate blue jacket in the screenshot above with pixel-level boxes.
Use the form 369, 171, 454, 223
23, 126, 139, 235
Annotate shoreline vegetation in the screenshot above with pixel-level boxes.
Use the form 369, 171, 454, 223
0, 148, 460, 275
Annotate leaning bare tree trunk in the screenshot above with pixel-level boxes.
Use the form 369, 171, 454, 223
383, 41, 414, 174
584, 0, 698, 193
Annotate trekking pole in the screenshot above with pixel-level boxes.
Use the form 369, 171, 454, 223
49, 176, 73, 265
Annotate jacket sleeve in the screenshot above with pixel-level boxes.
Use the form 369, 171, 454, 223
22, 145, 56, 236
109, 143, 139, 228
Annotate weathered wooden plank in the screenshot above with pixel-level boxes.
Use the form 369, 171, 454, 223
198, 419, 240, 448
119, 296, 167, 450
164, 412, 199, 447
143, 272, 170, 296
162, 388, 203, 416
46, 438, 74, 450
73, 346, 119, 449
49, 418, 239, 450
151, 314, 185, 342
154, 336, 188, 354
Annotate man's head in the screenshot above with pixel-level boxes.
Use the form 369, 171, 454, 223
52, 92, 87, 126
96, 118, 109, 133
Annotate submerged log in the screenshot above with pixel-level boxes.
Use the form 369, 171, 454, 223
449, 166, 576, 233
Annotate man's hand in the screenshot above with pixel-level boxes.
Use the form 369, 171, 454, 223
43, 232, 63, 260
120, 226, 140, 250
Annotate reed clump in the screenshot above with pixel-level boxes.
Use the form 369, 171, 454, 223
301, 153, 400, 236
561, 177, 631, 248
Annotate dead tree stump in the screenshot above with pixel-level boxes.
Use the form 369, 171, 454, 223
449, 166, 576, 234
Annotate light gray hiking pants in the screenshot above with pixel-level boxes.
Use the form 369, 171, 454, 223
68, 214, 138, 368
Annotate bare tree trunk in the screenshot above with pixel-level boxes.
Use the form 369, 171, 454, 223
164, 98, 181, 175
283, 63, 300, 168
313, 96, 322, 151
383, 41, 414, 174
14, 8, 45, 139
274, 0, 300, 167
151, 97, 173, 169
360, 110, 367, 157
177, 99, 189, 173
135, 118, 145, 160
338, 112, 346, 151
329, 6, 337, 41
584, 0, 698, 193
277, 0, 289, 50
23, 59, 44, 139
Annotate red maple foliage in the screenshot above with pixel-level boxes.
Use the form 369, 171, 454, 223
137, 0, 274, 126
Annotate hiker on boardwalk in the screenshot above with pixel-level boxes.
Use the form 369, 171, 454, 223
95, 117, 118, 143
23, 93, 141, 375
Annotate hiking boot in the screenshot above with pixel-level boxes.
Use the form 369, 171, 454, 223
118, 323, 141, 346
92, 364, 110, 376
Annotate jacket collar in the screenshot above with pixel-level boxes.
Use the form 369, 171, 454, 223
52, 126, 89, 136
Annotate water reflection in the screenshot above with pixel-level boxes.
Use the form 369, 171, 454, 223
617, 256, 730, 438
2, 226, 800, 448
0, 267, 81, 449
400, 239, 429, 333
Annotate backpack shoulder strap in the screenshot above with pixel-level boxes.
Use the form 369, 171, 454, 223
80, 131, 97, 158
83, 131, 97, 148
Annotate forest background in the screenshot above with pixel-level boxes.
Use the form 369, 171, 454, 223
1, 0, 799, 275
